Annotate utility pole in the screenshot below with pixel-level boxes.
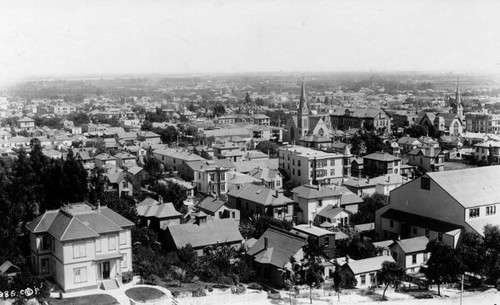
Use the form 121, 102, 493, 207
460, 274, 464, 305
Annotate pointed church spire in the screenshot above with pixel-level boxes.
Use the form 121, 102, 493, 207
455, 78, 463, 119
299, 81, 308, 114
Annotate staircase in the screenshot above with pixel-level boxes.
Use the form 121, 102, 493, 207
101, 279, 120, 290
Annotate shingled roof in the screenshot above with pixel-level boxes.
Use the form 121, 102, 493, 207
247, 226, 307, 268
166, 218, 243, 249
26, 204, 133, 242
227, 184, 294, 207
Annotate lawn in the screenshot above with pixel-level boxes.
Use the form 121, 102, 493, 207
159, 280, 218, 293
50, 294, 119, 305
125, 287, 166, 302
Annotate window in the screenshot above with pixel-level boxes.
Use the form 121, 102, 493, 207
109, 237, 116, 250
119, 232, 126, 245
96, 238, 101, 252
369, 273, 375, 283
423, 253, 428, 263
277, 208, 282, 218
231, 212, 235, 218
318, 200, 323, 208
425, 229, 430, 238
292, 169, 295, 175
438, 233, 443, 241
41, 258, 50, 274
487, 205, 496, 215
469, 208, 480, 218
412, 226, 417, 235
330, 169, 335, 176
74, 267, 87, 284
298, 160, 301, 167
209, 173, 215, 181
330, 159, 335, 166
122, 253, 127, 268
298, 170, 301, 176
360, 275, 366, 285
324, 237, 329, 248
389, 220, 394, 228
420, 177, 430, 190
73, 243, 86, 258
219, 211, 223, 218
412, 255, 417, 264
293, 159, 295, 165
41, 235, 51, 251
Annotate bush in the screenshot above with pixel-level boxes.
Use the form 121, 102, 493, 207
231, 285, 246, 294
191, 287, 206, 297
122, 271, 134, 284
218, 276, 234, 285
248, 282, 263, 290
144, 274, 161, 285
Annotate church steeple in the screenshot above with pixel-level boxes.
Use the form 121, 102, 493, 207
297, 80, 309, 132
455, 79, 463, 119
299, 81, 309, 115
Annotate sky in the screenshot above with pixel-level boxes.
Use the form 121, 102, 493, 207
1, 0, 500, 83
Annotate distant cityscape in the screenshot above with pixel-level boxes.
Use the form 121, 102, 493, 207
0, 72, 499, 304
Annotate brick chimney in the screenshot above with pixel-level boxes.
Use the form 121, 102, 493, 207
264, 237, 268, 250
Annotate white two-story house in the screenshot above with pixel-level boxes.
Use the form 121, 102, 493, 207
26, 203, 134, 292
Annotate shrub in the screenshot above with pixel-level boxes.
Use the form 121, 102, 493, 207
218, 276, 234, 285
231, 285, 246, 294
144, 274, 161, 285
191, 287, 206, 297
247, 282, 263, 290
122, 271, 134, 284
208, 287, 214, 292
231, 274, 240, 285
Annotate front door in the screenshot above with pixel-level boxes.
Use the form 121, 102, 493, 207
103, 261, 110, 279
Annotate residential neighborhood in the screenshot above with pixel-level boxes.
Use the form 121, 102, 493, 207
2, 1, 500, 305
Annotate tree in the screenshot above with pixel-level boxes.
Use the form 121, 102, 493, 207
404, 125, 428, 138
283, 180, 301, 198
141, 120, 153, 131
255, 141, 278, 157
177, 244, 197, 281
143, 150, 164, 184
283, 256, 301, 305
378, 261, 406, 300
102, 193, 138, 224
350, 193, 389, 225
213, 104, 226, 117
424, 240, 463, 296
302, 237, 325, 304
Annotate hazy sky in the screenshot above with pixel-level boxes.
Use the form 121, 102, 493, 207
1, 0, 500, 82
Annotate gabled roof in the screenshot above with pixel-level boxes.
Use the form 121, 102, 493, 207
105, 171, 127, 184
316, 205, 345, 219
247, 226, 307, 268
227, 184, 294, 207
292, 224, 335, 238
185, 159, 235, 172
343, 255, 395, 275
136, 200, 182, 219
95, 153, 116, 161
292, 184, 341, 199
167, 219, 243, 249
0, 261, 20, 275
426, 165, 500, 208
391, 236, 429, 254
363, 151, 400, 162
248, 167, 281, 182
199, 196, 226, 214
127, 165, 145, 175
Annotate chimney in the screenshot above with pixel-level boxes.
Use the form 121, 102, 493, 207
345, 255, 349, 263
397, 235, 401, 241
275, 189, 279, 198
97, 200, 101, 212
366, 176, 370, 184
264, 237, 268, 250
158, 195, 163, 204
309, 220, 312, 228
